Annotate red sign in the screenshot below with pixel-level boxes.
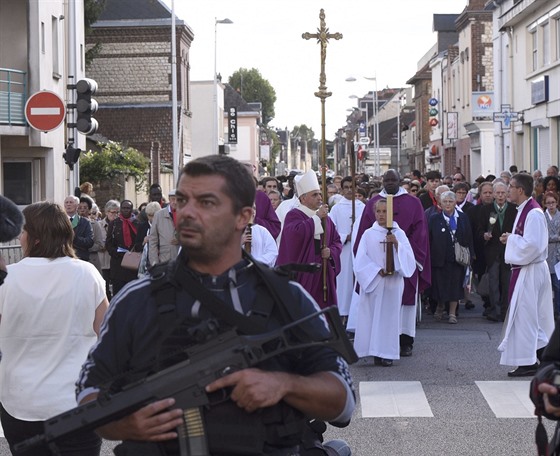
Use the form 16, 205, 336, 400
25, 91, 66, 132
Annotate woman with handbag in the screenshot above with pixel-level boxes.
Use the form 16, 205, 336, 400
428, 191, 474, 324
0, 202, 108, 455
106, 200, 143, 296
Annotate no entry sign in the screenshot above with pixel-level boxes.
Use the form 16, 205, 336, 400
25, 91, 66, 132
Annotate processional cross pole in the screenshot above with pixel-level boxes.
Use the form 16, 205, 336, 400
302, 9, 342, 303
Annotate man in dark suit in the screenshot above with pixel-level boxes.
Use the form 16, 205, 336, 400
478, 181, 517, 321
63, 195, 93, 261
466, 182, 494, 312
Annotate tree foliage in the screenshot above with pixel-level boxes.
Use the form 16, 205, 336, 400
80, 141, 150, 191
229, 68, 277, 125
291, 124, 315, 141
84, 0, 106, 65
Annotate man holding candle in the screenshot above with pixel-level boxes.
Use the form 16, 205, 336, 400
354, 169, 430, 357
353, 198, 416, 366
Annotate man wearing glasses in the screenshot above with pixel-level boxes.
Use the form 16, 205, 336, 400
498, 174, 555, 377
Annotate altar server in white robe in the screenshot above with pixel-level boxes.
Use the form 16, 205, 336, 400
353, 198, 416, 366
498, 173, 555, 377
329, 176, 365, 318
242, 204, 278, 267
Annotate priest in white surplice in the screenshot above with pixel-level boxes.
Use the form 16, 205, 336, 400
353, 198, 416, 366
329, 176, 365, 318
498, 173, 555, 377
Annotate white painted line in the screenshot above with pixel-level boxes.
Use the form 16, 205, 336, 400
30, 107, 60, 115
360, 381, 434, 418
476, 381, 535, 418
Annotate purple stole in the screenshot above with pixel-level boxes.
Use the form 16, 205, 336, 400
508, 198, 541, 304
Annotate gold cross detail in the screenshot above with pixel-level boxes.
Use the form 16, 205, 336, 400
302, 9, 342, 100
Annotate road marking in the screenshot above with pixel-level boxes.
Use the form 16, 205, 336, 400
476, 381, 534, 418
360, 381, 434, 417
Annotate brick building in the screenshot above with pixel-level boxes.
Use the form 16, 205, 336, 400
86, 0, 194, 196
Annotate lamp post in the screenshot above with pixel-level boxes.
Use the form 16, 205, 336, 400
397, 99, 401, 173
364, 76, 380, 177
171, 0, 179, 184
213, 18, 233, 155
347, 75, 380, 176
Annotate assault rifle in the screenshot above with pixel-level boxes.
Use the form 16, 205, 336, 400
15, 306, 357, 456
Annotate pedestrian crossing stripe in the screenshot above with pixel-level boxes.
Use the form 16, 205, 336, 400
359, 381, 535, 418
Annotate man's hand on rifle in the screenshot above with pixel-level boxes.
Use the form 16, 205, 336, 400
538, 383, 560, 417
81, 395, 184, 442
206, 368, 347, 421
206, 368, 288, 413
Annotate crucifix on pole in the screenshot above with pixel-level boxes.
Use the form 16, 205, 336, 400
302, 9, 342, 304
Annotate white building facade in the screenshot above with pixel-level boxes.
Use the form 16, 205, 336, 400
0, 0, 86, 204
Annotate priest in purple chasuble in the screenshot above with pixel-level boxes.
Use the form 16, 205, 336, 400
353, 169, 430, 356
277, 170, 342, 309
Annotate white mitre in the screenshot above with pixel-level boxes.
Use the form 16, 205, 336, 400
295, 170, 320, 196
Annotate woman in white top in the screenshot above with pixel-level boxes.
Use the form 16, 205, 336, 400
0, 202, 108, 456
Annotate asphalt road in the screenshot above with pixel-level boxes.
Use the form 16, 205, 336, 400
324, 297, 557, 456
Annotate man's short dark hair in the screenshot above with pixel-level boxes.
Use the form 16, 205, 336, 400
412, 170, 422, 179
509, 165, 518, 173
182, 155, 255, 213
341, 176, 353, 187
425, 170, 442, 180
512, 173, 533, 197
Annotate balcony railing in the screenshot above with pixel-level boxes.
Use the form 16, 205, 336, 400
0, 68, 27, 126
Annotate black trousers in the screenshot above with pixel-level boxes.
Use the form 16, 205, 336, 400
487, 260, 511, 319
0, 403, 101, 456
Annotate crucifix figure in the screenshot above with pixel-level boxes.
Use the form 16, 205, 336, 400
302, 9, 342, 303
302, 9, 343, 99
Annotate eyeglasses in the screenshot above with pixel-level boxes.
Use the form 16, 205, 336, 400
452, 178, 462, 181
545, 201, 557, 205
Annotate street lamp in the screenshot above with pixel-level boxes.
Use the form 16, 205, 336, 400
347, 76, 380, 176
213, 18, 233, 155
395, 98, 401, 173
364, 76, 380, 177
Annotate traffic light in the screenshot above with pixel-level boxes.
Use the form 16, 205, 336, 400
75, 78, 98, 135
63, 146, 81, 170
428, 97, 439, 127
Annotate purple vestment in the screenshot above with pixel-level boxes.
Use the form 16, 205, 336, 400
354, 192, 431, 305
277, 208, 342, 308
255, 191, 281, 240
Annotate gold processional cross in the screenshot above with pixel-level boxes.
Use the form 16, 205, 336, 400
302, 9, 342, 303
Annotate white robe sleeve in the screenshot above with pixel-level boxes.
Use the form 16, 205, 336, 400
251, 225, 278, 267
505, 209, 548, 265
393, 228, 416, 278
353, 228, 384, 293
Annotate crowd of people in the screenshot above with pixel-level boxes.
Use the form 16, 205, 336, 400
257, 164, 557, 376
2, 157, 560, 455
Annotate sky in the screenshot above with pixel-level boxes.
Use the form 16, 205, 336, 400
162, 0, 468, 140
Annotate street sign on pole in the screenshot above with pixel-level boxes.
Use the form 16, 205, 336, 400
359, 137, 370, 145
25, 91, 66, 132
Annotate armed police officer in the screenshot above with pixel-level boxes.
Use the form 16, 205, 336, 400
76, 155, 355, 456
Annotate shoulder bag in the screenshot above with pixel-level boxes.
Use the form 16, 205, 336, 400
121, 247, 142, 271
